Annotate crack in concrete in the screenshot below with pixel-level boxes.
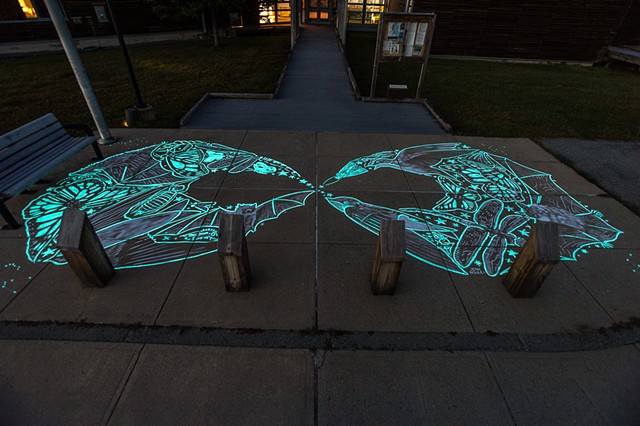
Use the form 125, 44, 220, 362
1, 319, 639, 353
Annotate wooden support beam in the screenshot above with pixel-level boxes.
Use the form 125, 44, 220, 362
503, 221, 559, 298
371, 219, 405, 295
218, 213, 251, 292
57, 209, 114, 287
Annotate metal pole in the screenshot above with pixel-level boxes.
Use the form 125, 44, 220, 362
43, 0, 115, 144
105, 0, 146, 108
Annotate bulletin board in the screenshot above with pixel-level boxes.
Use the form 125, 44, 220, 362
370, 12, 436, 98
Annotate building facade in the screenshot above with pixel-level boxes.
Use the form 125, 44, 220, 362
2, 0, 638, 63
0, 0, 194, 43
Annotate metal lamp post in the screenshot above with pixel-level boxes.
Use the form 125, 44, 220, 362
43, 0, 116, 144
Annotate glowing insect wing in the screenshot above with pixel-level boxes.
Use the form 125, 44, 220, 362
434, 177, 481, 211
482, 235, 508, 277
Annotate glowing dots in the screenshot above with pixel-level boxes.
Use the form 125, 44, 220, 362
322, 143, 623, 276
1, 262, 30, 296
627, 252, 638, 274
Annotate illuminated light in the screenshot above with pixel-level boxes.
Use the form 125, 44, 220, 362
322, 143, 623, 276
22, 140, 312, 269
18, 0, 37, 18
123, 121, 129, 127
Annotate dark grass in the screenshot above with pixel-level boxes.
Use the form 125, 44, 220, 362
0, 35, 290, 134
346, 32, 640, 140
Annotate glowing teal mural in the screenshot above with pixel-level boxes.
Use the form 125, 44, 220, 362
22, 140, 313, 269
22, 140, 622, 276
321, 143, 623, 276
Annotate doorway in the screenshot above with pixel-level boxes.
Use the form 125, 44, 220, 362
306, 0, 332, 23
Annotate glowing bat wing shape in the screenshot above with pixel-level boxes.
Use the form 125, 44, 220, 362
238, 190, 315, 233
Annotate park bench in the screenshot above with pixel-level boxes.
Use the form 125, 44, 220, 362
0, 113, 104, 229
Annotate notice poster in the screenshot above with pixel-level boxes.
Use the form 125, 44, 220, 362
403, 22, 417, 57
387, 22, 404, 39
413, 23, 429, 55
383, 40, 401, 56
383, 21, 405, 57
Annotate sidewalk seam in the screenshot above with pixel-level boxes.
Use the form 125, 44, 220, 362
103, 343, 145, 425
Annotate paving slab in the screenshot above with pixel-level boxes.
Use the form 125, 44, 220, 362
0, 238, 48, 312
317, 243, 473, 332
385, 134, 454, 150
171, 128, 247, 148
0, 340, 141, 425
456, 136, 560, 163
539, 138, 640, 214
221, 154, 315, 190
572, 195, 640, 250
108, 345, 313, 425
449, 262, 613, 333
518, 161, 606, 196
318, 191, 420, 244
318, 156, 412, 192
564, 249, 640, 323
240, 130, 316, 157
318, 350, 513, 425
486, 346, 640, 425
0, 260, 183, 324
156, 243, 315, 329
317, 132, 392, 158
213, 188, 315, 244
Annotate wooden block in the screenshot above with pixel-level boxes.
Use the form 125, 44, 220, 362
218, 213, 251, 292
57, 209, 114, 287
503, 221, 560, 298
371, 219, 405, 295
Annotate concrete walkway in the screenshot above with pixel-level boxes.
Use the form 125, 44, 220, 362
539, 138, 640, 215
184, 25, 445, 134
0, 30, 202, 56
1, 128, 639, 424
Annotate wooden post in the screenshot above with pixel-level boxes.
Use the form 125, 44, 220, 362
57, 209, 114, 287
503, 221, 560, 298
218, 213, 251, 292
371, 219, 405, 295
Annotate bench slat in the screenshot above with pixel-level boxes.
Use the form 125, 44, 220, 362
0, 113, 59, 150
0, 131, 73, 182
0, 127, 69, 172
0, 137, 93, 197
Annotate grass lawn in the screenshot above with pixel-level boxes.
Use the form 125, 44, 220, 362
346, 32, 640, 140
0, 34, 290, 134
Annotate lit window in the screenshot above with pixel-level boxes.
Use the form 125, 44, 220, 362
18, 0, 38, 19
259, 0, 291, 24
347, 0, 384, 25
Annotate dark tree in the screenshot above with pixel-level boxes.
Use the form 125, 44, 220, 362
142, 0, 235, 46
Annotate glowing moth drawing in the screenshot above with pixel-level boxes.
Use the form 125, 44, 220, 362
322, 143, 622, 276
23, 140, 313, 269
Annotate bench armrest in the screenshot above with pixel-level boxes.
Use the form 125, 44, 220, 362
62, 123, 95, 137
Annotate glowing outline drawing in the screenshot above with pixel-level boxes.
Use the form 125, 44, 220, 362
321, 142, 623, 276
22, 140, 623, 277
22, 140, 313, 269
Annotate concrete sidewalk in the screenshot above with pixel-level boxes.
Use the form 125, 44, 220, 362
1, 128, 639, 424
0, 30, 202, 56
184, 26, 445, 134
